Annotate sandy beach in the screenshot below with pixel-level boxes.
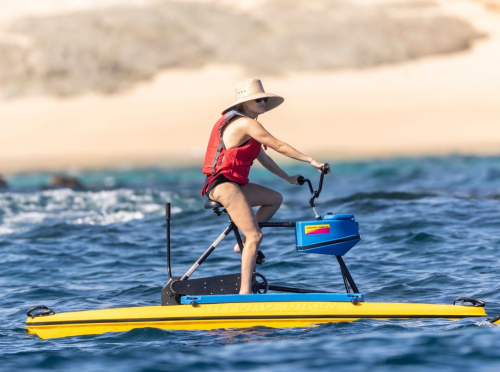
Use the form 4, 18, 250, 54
1, 0, 500, 174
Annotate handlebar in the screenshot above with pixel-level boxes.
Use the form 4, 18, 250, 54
298, 176, 314, 196
297, 163, 330, 220
298, 163, 329, 185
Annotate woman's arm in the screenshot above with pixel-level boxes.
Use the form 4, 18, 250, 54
244, 118, 327, 172
256, 149, 302, 184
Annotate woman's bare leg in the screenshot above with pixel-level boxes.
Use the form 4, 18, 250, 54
242, 182, 283, 222
233, 183, 283, 254
208, 182, 262, 294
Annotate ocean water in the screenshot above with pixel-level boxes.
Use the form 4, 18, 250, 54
1, 155, 500, 371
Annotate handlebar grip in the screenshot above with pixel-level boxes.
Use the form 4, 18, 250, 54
297, 176, 305, 185
322, 163, 330, 174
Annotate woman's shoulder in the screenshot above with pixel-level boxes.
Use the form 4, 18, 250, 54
231, 116, 260, 127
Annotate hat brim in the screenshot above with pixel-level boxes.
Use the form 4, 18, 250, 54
222, 93, 284, 115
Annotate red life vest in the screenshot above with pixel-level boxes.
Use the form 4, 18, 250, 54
201, 110, 263, 196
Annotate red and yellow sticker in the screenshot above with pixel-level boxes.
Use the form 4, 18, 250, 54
305, 224, 331, 235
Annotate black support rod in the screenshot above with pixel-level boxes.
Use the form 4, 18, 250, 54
341, 273, 351, 293
166, 203, 172, 279
336, 256, 360, 293
258, 222, 296, 228
233, 225, 244, 252
180, 223, 235, 280
267, 285, 330, 294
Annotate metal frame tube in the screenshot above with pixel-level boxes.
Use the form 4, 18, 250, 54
336, 255, 360, 293
166, 203, 172, 279
233, 226, 244, 252
268, 285, 330, 294
180, 223, 235, 280
258, 222, 296, 228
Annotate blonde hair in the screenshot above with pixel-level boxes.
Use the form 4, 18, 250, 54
236, 102, 248, 115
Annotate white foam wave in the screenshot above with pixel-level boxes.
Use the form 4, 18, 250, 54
0, 188, 183, 234
75, 211, 145, 225
0, 226, 15, 235
476, 319, 500, 327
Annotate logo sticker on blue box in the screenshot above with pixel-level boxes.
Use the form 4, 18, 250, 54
305, 224, 331, 235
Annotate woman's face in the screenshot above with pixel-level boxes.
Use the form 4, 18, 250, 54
242, 98, 267, 118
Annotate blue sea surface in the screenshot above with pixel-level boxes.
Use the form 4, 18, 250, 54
1, 155, 500, 371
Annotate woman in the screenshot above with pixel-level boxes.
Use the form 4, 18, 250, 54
201, 79, 329, 294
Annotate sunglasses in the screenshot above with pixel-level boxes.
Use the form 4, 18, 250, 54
255, 98, 268, 103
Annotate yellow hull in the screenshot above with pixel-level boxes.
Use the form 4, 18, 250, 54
26, 301, 488, 339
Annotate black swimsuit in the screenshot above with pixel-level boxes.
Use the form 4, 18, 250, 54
206, 174, 233, 193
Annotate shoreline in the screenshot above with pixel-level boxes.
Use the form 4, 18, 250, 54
2, 147, 500, 176
1, 0, 500, 175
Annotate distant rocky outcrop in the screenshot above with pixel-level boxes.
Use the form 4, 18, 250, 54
50, 175, 84, 189
0, 0, 484, 98
0, 174, 7, 188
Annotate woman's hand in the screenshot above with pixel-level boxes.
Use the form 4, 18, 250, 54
287, 174, 303, 185
310, 159, 330, 173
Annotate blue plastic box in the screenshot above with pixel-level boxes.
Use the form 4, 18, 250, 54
295, 214, 360, 256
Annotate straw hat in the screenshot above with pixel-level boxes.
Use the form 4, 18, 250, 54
222, 79, 284, 114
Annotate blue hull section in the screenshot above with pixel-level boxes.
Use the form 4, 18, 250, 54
181, 293, 365, 305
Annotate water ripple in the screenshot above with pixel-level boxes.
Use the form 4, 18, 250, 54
2, 156, 500, 371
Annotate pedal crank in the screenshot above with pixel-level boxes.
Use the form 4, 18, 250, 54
252, 272, 268, 294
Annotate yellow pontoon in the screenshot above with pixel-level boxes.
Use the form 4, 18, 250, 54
26, 167, 499, 339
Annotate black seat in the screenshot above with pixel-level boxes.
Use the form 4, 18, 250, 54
204, 199, 224, 210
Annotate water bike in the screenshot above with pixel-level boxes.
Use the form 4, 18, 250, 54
26, 165, 500, 339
